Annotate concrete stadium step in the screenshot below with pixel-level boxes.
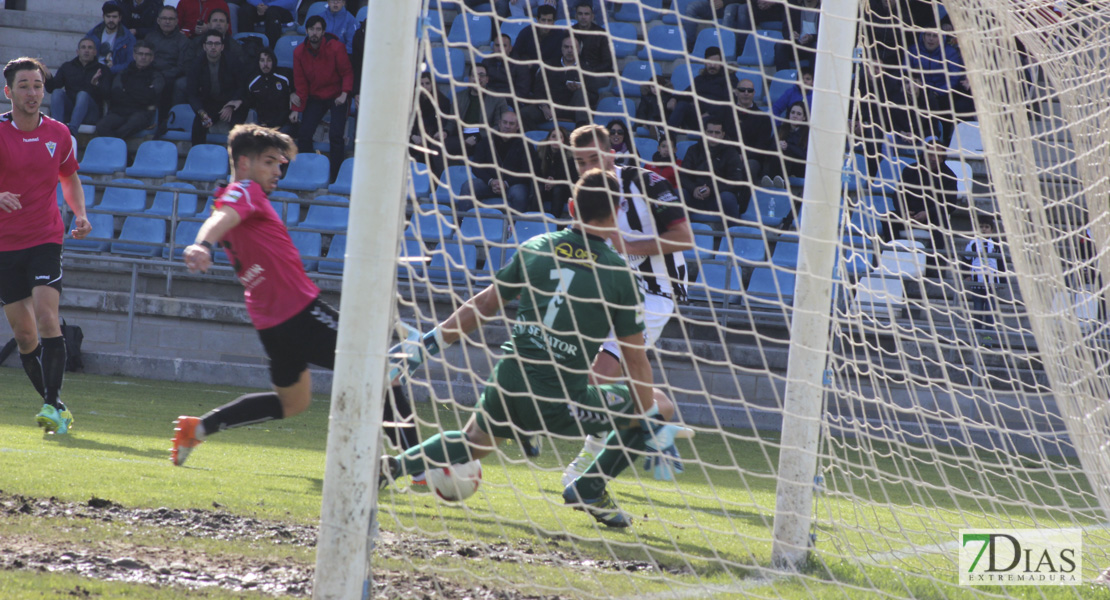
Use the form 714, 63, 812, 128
4, 0, 105, 21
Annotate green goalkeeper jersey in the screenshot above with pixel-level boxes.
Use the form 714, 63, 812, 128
493, 227, 645, 398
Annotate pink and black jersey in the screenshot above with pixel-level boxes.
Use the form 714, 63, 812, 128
214, 180, 320, 330
0, 112, 79, 252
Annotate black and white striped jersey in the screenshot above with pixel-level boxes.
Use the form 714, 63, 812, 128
615, 165, 689, 302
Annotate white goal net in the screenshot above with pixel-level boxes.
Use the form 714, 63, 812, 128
369, 0, 1110, 597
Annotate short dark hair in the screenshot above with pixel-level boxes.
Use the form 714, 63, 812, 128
228, 123, 297, 165
78, 36, 98, 49
575, 1, 594, 11
573, 169, 620, 224
259, 48, 276, 63
703, 45, 722, 59
305, 15, 327, 31
703, 115, 725, 130
569, 124, 611, 152
134, 40, 154, 52
978, 215, 995, 229
3, 57, 48, 88
205, 31, 224, 44
208, 8, 229, 21
536, 5, 557, 18
102, 1, 120, 15
159, 5, 177, 15
800, 66, 814, 78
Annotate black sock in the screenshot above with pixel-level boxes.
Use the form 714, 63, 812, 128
40, 336, 67, 408
200, 392, 284, 435
19, 344, 46, 401
384, 384, 419, 451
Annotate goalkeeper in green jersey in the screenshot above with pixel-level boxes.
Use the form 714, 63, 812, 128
381, 168, 693, 528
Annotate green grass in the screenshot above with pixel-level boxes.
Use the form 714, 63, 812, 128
1, 368, 1109, 599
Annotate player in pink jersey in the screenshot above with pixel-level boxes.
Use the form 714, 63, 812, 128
170, 123, 418, 466
0, 57, 92, 435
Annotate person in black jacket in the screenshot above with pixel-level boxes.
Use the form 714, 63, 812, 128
247, 49, 293, 133
668, 46, 730, 132
95, 40, 165, 138
410, 71, 454, 176
764, 101, 809, 184
119, 0, 162, 40
149, 6, 193, 136
633, 75, 675, 140
48, 37, 111, 135
569, 2, 614, 74
892, 137, 958, 251
510, 5, 566, 68
536, 126, 578, 217
462, 110, 539, 213
679, 116, 749, 221
727, 77, 775, 182
775, 0, 821, 71
187, 31, 247, 145
482, 33, 534, 100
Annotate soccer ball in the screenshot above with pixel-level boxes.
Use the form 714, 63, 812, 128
425, 460, 482, 502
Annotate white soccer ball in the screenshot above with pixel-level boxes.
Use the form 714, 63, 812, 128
425, 460, 482, 502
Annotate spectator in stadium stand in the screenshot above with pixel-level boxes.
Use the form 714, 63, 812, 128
862, 0, 911, 65
668, 46, 730, 133
535, 126, 577, 217
448, 63, 510, 159
464, 109, 540, 213
189, 10, 246, 67
772, 101, 809, 180
149, 6, 193, 136
483, 33, 534, 100
749, 0, 788, 29
727, 78, 775, 182
963, 215, 1005, 340
497, 0, 605, 21
46, 37, 111, 135
177, 0, 231, 38
95, 40, 165, 138
510, 5, 566, 67
887, 74, 950, 149
679, 116, 749, 221
238, 0, 299, 50
88, 2, 137, 75
646, 136, 680, 188
569, 2, 614, 74
680, 0, 748, 54
775, 0, 821, 71
524, 36, 603, 130
772, 66, 813, 119
247, 49, 294, 133
633, 75, 676, 141
291, 15, 354, 181
118, 0, 161, 39
605, 119, 637, 167
907, 30, 964, 93
320, 0, 359, 55
410, 71, 453, 176
187, 31, 248, 145
890, 136, 958, 251
951, 74, 976, 121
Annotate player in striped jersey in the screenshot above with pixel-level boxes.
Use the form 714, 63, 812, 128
561, 124, 694, 485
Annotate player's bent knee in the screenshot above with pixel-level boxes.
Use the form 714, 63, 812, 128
654, 389, 675, 421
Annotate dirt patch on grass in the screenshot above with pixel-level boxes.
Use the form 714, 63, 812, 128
0, 491, 666, 598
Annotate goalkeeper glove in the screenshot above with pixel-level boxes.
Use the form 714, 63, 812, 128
643, 443, 684, 481
387, 325, 448, 381
639, 404, 695, 452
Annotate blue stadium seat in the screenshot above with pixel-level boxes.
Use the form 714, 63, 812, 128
459, 215, 506, 244
80, 137, 127, 175
429, 46, 467, 83
497, 18, 530, 45
233, 32, 267, 45
767, 69, 798, 110
165, 220, 202, 259
688, 257, 742, 305
838, 236, 874, 279
64, 211, 115, 252
638, 25, 686, 62
770, 234, 799, 268
734, 67, 767, 107
409, 162, 432, 199
842, 151, 870, 193
299, 196, 349, 232
328, 157, 355, 194
692, 28, 737, 62
356, 6, 368, 23
741, 187, 790, 228
663, 0, 701, 24
269, 191, 301, 225
736, 30, 785, 67
146, 182, 199, 217
607, 22, 639, 59
397, 235, 426, 280
872, 158, 910, 196
111, 216, 165, 257
675, 140, 697, 162
289, 230, 323, 271
618, 60, 663, 97
426, 240, 477, 285
511, 218, 556, 244
57, 181, 97, 209
98, 179, 148, 213
125, 140, 178, 178
279, 153, 330, 191
684, 221, 718, 263
447, 14, 492, 47
161, 104, 195, 142
633, 137, 658, 160
746, 267, 796, 306
613, 0, 663, 23
862, 194, 892, 216
670, 61, 701, 92
846, 211, 882, 238
176, 144, 229, 181
595, 96, 637, 123
319, 234, 346, 274
434, 165, 474, 204
275, 37, 301, 70
298, 1, 327, 33
524, 130, 549, 144
727, 226, 766, 268
412, 210, 457, 245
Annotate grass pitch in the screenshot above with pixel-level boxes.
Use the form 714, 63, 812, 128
1, 368, 1108, 599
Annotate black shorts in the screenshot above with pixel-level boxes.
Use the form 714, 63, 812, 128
0, 243, 63, 306
257, 297, 338, 388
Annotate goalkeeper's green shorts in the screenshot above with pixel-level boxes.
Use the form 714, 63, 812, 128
473, 358, 640, 440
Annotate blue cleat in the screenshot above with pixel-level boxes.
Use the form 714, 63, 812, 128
562, 483, 632, 528
36, 404, 72, 435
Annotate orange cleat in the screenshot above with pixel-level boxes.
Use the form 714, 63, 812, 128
171, 416, 204, 466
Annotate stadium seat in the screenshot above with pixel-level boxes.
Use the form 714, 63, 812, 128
524, 130, 549, 144
595, 96, 638, 123
275, 37, 300, 70
426, 240, 478, 285
269, 190, 301, 225
638, 25, 686, 62
111, 216, 166, 257
80, 137, 127, 175
727, 226, 766, 269
736, 30, 785, 67
319, 234, 347, 274
734, 68, 768, 108
298, 1, 327, 33
746, 267, 797, 306
947, 159, 975, 201
176, 144, 229, 182
877, 240, 927, 279
64, 211, 115, 252
125, 140, 178, 178
397, 235, 426, 280
412, 210, 457, 245
872, 158, 910, 196
459, 215, 507, 244
693, 28, 737, 62
608, 22, 639, 59
510, 218, 556, 244
683, 221, 718, 264
948, 121, 984, 159
299, 196, 349, 232
161, 104, 195, 142
617, 60, 663, 97
663, 0, 700, 24
675, 140, 697, 162
98, 179, 148, 213
842, 152, 870, 193
356, 6, 368, 23
846, 211, 882, 238
770, 234, 799, 268
687, 257, 742, 305
634, 137, 659, 160
289, 230, 323, 271
409, 162, 432, 199
767, 69, 798, 109
327, 157, 355, 195
447, 14, 492, 47
434, 165, 474, 204
741, 187, 790, 228
232, 32, 267, 45
838, 236, 875, 280
497, 18, 530, 46
146, 182, 199, 217
429, 47, 467, 83
862, 194, 892, 216
165, 220, 202, 259
853, 275, 906, 320
279, 153, 330, 192
613, 0, 663, 23
57, 181, 97, 209
670, 61, 701, 92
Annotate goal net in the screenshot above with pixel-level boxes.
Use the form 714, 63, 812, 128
371, 0, 1110, 596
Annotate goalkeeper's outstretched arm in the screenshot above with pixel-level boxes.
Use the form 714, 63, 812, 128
436, 284, 506, 345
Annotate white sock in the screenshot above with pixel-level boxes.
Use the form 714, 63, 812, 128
582, 434, 605, 457
195, 422, 207, 441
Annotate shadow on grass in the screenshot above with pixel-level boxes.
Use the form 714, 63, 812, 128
47, 433, 168, 460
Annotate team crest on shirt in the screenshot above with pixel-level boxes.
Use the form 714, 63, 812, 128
45, 141, 57, 157
223, 189, 243, 203
276, 82, 283, 90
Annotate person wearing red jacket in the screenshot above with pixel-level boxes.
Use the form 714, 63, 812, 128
177, 0, 230, 38
290, 15, 353, 181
